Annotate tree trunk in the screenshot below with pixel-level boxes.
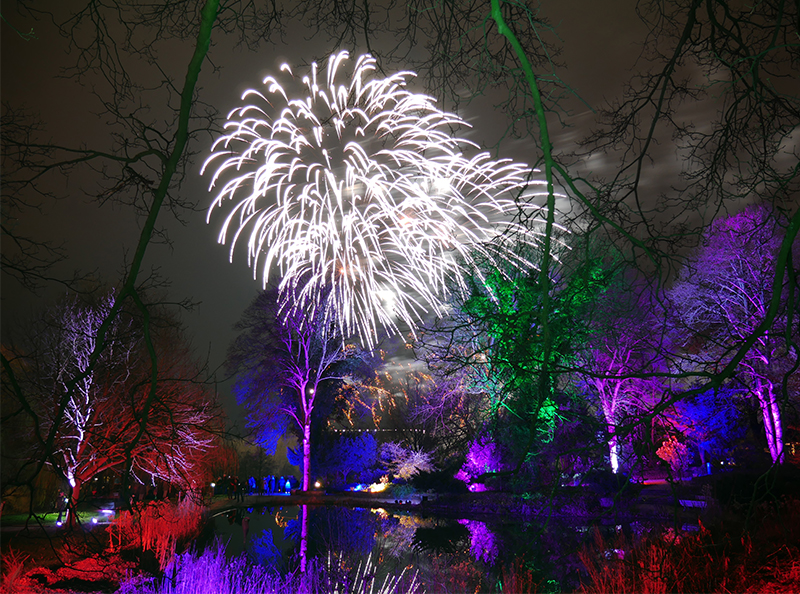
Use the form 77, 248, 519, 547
759, 380, 784, 464
302, 415, 311, 491
68, 481, 81, 529
608, 425, 619, 474
754, 378, 782, 464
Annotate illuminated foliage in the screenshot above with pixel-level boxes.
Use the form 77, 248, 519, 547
419, 241, 610, 481
656, 437, 691, 480
380, 441, 436, 481
313, 433, 378, 485
665, 387, 746, 466
455, 436, 508, 492
8, 291, 219, 523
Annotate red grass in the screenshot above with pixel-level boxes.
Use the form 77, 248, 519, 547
1, 549, 29, 593
499, 557, 540, 593
111, 497, 206, 570
579, 497, 800, 593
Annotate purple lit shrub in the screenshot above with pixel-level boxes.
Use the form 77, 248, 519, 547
455, 436, 508, 491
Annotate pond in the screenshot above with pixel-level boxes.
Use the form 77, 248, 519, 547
211, 503, 678, 592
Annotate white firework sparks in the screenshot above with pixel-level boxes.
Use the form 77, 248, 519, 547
203, 51, 551, 347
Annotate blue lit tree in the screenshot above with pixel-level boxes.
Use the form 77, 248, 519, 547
313, 433, 378, 486
665, 387, 747, 467
226, 285, 375, 490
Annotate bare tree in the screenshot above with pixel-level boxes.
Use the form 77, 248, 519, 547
1, 0, 283, 519
574, 278, 666, 474
227, 286, 374, 491
4, 290, 220, 526
670, 204, 799, 464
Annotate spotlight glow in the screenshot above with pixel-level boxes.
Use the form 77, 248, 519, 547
204, 51, 551, 346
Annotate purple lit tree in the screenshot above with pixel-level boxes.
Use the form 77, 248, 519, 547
227, 286, 373, 491
574, 276, 666, 474
670, 205, 797, 464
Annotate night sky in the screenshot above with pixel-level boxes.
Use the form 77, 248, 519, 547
1, 0, 686, 425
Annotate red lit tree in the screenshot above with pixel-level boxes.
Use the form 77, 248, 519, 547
670, 205, 797, 464
10, 292, 219, 525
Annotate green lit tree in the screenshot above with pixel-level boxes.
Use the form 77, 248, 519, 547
417, 240, 612, 478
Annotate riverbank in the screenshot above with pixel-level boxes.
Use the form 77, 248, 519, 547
3, 472, 796, 593
207, 481, 712, 524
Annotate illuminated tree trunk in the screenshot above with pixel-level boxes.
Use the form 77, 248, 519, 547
302, 412, 312, 492
756, 378, 784, 464
68, 480, 81, 529
607, 424, 619, 475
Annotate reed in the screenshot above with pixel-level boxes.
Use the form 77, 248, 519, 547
111, 498, 206, 570
579, 497, 800, 593
118, 545, 420, 594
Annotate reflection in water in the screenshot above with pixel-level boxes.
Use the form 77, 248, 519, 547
377, 511, 435, 557
412, 522, 470, 554
458, 519, 500, 564
250, 528, 281, 567
300, 504, 308, 572
213, 504, 650, 590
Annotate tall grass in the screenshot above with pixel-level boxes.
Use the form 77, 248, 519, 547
579, 497, 800, 593
118, 545, 420, 594
0, 550, 29, 594
111, 498, 206, 570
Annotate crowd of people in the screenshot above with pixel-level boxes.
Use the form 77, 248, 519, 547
216, 475, 297, 500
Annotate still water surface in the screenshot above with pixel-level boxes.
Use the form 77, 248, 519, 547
211, 503, 660, 591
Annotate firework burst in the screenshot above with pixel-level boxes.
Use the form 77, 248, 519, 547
204, 51, 551, 347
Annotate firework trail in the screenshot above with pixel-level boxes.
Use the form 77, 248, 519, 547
204, 51, 552, 347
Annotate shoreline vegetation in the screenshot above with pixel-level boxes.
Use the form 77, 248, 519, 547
3, 473, 800, 593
